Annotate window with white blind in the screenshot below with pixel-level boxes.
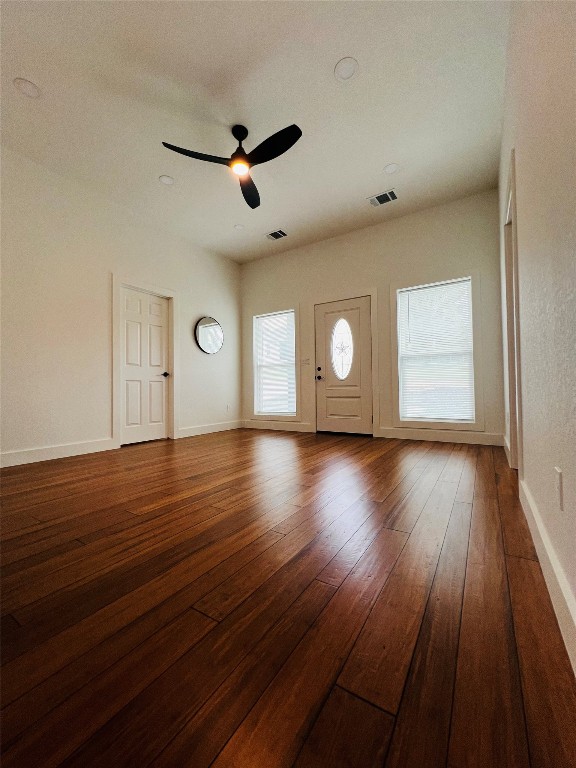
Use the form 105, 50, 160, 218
397, 277, 475, 423
253, 310, 296, 415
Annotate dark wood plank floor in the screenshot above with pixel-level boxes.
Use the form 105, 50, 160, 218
1, 430, 575, 768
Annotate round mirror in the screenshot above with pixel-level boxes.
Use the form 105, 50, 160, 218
195, 317, 224, 354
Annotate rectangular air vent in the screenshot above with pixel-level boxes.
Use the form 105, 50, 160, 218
368, 189, 397, 206
266, 229, 287, 241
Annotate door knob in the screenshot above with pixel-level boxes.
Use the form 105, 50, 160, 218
316, 375, 323, 381
161, 371, 170, 377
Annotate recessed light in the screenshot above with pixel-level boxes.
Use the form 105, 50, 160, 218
234, 224, 245, 231
159, 175, 174, 185
334, 57, 359, 82
383, 163, 401, 175
13, 78, 41, 99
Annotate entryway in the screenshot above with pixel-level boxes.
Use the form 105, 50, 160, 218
120, 287, 170, 445
314, 296, 373, 434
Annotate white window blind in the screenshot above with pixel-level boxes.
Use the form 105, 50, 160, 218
397, 278, 475, 422
254, 310, 296, 415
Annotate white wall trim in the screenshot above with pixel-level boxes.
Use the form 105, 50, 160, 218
243, 420, 315, 433
178, 421, 242, 438
519, 479, 576, 675
241, 421, 503, 444
1, 422, 246, 467
503, 436, 512, 467
0, 425, 501, 466
0, 438, 119, 468
375, 426, 503, 445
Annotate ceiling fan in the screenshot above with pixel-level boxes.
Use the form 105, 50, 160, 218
162, 124, 302, 209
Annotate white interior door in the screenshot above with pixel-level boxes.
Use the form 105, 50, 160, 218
505, 163, 523, 474
121, 288, 170, 445
504, 222, 519, 468
315, 296, 372, 434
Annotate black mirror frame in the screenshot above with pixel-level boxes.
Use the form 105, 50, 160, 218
194, 316, 224, 354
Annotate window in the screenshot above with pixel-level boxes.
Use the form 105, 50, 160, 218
253, 310, 296, 415
331, 318, 354, 380
397, 277, 475, 422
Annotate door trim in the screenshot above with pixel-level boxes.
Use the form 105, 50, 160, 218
112, 275, 179, 445
503, 221, 518, 467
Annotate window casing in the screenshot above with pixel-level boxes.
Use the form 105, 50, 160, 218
253, 310, 296, 416
396, 277, 477, 425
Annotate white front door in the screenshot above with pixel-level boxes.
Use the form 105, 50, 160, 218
315, 296, 373, 434
121, 288, 170, 445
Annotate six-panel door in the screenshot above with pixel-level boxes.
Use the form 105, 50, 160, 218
121, 288, 169, 445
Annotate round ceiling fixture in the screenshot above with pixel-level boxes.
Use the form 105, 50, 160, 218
13, 77, 41, 99
159, 175, 174, 185
383, 163, 401, 175
334, 57, 359, 82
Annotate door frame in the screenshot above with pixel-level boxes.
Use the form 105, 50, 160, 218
313, 291, 378, 435
112, 275, 179, 445
504, 150, 524, 473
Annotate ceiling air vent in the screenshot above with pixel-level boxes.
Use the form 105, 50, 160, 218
266, 229, 287, 241
368, 189, 397, 207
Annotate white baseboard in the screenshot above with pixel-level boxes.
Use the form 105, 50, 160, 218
374, 427, 504, 445
0, 422, 243, 467
0, 438, 119, 468
240, 422, 503, 444
503, 436, 519, 470
519, 479, 576, 675
177, 421, 242, 439
504, 437, 512, 466
242, 420, 315, 433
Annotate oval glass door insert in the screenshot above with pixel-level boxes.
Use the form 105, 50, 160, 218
331, 318, 354, 380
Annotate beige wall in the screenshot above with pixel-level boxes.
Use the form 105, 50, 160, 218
241, 189, 503, 444
1, 147, 241, 466
499, 2, 576, 667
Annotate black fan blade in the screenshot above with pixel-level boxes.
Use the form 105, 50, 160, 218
239, 173, 260, 209
246, 124, 302, 166
162, 142, 229, 166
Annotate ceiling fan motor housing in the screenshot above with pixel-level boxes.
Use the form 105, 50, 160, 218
230, 147, 249, 165
231, 124, 249, 144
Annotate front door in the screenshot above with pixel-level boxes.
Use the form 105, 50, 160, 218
121, 287, 170, 445
315, 296, 372, 434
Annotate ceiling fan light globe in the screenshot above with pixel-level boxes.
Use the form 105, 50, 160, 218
231, 162, 250, 177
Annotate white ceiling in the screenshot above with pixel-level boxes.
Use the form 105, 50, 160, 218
1, 1, 510, 262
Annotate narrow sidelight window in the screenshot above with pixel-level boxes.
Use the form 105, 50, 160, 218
397, 277, 475, 422
254, 310, 296, 415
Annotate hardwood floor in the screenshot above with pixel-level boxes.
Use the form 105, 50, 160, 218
1, 430, 575, 768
